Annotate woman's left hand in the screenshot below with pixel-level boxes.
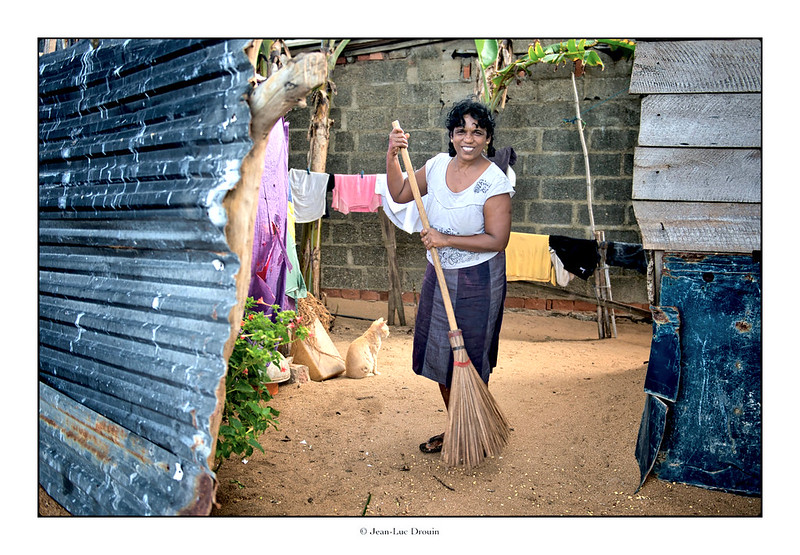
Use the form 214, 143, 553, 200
420, 228, 446, 250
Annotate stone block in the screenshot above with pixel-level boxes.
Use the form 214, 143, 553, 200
289, 363, 309, 384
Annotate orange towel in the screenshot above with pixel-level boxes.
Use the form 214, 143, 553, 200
505, 232, 555, 285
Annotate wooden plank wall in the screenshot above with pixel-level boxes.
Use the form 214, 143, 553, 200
630, 39, 762, 254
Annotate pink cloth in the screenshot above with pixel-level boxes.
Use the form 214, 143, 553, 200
332, 174, 380, 214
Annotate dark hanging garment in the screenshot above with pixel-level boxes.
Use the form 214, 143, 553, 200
605, 241, 647, 274
488, 146, 517, 173
548, 235, 599, 280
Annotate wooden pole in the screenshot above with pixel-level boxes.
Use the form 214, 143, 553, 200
570, 70, 617, 338
380, 210, 406, 326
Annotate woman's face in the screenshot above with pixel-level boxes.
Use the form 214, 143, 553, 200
450, 114, 490, 162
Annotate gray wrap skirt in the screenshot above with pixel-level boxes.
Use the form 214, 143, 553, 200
412, 252, 507, 387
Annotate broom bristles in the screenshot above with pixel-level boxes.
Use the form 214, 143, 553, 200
441, 330, 510, 471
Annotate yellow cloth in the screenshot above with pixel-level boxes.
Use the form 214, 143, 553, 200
505, 232, 555, 285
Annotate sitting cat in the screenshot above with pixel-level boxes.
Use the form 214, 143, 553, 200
345, 318, 390, 379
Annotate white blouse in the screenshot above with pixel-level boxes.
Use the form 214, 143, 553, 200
422, 153, 515, 269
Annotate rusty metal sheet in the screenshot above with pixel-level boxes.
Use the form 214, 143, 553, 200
633, 200, 761, 253
38, 39, 253, 515
39, 382, 214, 515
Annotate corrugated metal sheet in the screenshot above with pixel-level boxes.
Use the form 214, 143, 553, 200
38, 38, 254, 515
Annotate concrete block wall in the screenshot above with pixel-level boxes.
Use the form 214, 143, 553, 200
284, 39, 648, 310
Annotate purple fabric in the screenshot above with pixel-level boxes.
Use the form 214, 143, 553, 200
248, 118, 294, 313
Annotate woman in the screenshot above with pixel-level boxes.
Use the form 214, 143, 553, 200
386, 99, 514, 454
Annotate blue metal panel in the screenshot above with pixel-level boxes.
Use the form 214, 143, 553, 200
637, 253, 761, 495
644, 306, 681, 402
38, 39, 254, 514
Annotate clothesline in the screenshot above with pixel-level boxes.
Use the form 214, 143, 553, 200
288, 147, 521, 223
287, 167, 645, 282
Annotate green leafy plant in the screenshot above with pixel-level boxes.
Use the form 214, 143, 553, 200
475, 39, 636, 112
216, 297, 309, 466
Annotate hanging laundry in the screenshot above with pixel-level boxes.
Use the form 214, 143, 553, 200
375, 173, 423, 234
332, 173, 380, 214
604, 241, 647, 274
249, 118, 292, 312
288, 168, 328, 223
488, 146, 517, 173
550, 248, 574, 286
284, 197, 308, 300
505, 232, 555, 285
548, 235, 599, 280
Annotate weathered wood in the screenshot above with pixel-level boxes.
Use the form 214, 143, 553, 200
222, 49, 326, 363
633, 200, 761, 253
594, 230, 617, 339
302, 85, 332, 299
630, 40, 761, 94
638, 93, 761, 148
380, 210, 406, 326
633, 147, 761, 203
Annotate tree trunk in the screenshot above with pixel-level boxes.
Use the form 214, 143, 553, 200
222, 49, 326, 362
210, 47, 325, 468
301, 86, 332, 298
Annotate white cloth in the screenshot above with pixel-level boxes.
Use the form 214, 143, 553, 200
375, 173, 423, 234
423, 153, 515, 269
550, 248, 574, 286
288, 168, 328, 223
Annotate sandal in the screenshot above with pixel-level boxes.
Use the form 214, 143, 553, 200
419, 433, 444, 454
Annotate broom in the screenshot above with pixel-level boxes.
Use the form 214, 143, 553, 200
391, 120, 511, 471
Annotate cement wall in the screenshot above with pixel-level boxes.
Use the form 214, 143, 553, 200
284, 39, 647, 309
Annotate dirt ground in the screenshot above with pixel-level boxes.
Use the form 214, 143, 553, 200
38, 299, 763, 527
209, 299, 761, 519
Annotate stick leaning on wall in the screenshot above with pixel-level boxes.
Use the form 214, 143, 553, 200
391, 120, 511, 471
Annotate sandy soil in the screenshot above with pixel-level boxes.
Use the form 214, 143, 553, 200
209, 299, 761, 519
37, 299, 762, 528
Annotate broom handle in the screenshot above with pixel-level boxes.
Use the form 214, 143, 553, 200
392, 120, 459, 332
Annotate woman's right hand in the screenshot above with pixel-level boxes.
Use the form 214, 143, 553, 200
388, 127, 409, 158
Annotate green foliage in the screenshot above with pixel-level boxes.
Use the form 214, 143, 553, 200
475, 38, 637, 113
475, 39, 499, 70
216, 297, 309, 464
526, 39, 605, 67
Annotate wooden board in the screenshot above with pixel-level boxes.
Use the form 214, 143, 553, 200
630, 40, 761, 94
633, 147, 761, 203
633, 200, 761, 253
638, 93, 761, 148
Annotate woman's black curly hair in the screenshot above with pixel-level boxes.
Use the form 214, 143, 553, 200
446, 98, 496, 157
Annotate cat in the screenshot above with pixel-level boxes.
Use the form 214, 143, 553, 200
345, 318, 390, 379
